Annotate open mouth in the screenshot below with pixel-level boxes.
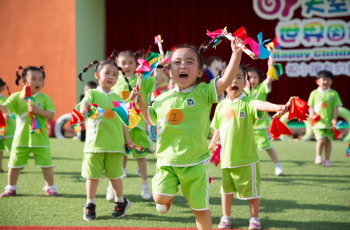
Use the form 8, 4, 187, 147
232, 86, 239, 91
179, 73, 188, 80
107, 81, 113, 84
35, 86, 40, 89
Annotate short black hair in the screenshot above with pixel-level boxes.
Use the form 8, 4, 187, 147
316, 70, 334, 80
85, 81, 97, 89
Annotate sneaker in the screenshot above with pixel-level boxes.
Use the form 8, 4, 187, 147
324, 159, 331, 167
83, 203, 96, 221
44, 188, 60, 196
121, 168, 127, 178
140, 182, 152, 201
275, 165, 284, 176
111, 197, 131, 218
156, 197, 173, 214
249, 218, 261, 230
315, 155, 322, 165
0, 189, 16, 197
106, 185, 115, 202
135, 167, 141, 177
218, 217, 231, 229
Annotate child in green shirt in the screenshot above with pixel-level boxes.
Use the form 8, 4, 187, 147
130, 38, 243, 230
245, 59, 283, 176
0, 66, 59, 197
109, 50, 163, 201
0, 78, 15, 173
209, 66, 286, 230
308, 70, 342, 167
78, 60, 133, 221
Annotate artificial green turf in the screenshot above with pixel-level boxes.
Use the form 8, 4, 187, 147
0, 139, 349, 229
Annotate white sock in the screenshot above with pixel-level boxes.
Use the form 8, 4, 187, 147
87, 198, 95, 204
115, 196, 124, 203
5, 185, 18, 190
222, 216, 231, 220
250, 217, 260, 222
141, 181, 148, 185
42, 185, 57, 191
274, 162, 281, 168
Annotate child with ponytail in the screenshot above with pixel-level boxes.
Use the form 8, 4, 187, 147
107, 50, 163, 202
0, 66, 59, 197
77, 60, 133, 221
0, 78, 15, 172
129, 38, 243, 230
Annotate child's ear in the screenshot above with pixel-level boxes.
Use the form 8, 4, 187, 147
197, 69, 204, 78
94, 72, 99, 80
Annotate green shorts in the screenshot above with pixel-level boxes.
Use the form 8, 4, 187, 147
127, 128, 153, 158
313, 128, 333, 141
0, 138, 13, 151
8, 147, 52, 168
152, 163, 209, 210
221, 162, 261, 200
82, 152, 123, 179
254, 129, 272, 150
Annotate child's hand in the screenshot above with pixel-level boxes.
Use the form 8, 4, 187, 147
28, 104, 39, 114
126, 138, 133, 149
129, 88, 145, 104
231, 38, 243, 55
80, 108, 88, 118
331, 119, 337, 126
268, 56, 274, 68
208, 142, 216, 154
157, 56, 165, 66
275, 104, 287, 115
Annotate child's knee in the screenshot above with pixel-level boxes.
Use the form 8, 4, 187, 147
317, 137, 327, 144
153, 193, 172, 204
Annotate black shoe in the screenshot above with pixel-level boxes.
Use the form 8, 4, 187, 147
83, 203, 96, 221
111, 197, 131, 218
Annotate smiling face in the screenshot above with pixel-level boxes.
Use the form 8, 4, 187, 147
208, 59, 223, 77
169, 48, 203, 90
316, 77, 333, 91
95, 64, 119, 91
117, 54, 137, 77
248, 71, 260, 89
25, 70, 44, 94
226, 67, 246, 98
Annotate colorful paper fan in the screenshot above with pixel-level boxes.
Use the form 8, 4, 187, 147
345, 143, 350, 158
30, 115, 42, 134
136, 47, 160, 79
20, 86, 35, 101
243, 32, 271, 59
267, 63, 284, 81
266, 36, 280, 51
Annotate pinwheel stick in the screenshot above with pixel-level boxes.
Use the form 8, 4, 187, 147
134, 76, 142, 105
272, 96, 297, 119
155, 35, 164, 56
224, 33, 256, 59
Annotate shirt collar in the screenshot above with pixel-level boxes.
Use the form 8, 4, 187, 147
226, 93, 245, 103
97, 86, 113, 95
174, 84, 196, 93
126, 74, 135, 80
32, 92, 40, 97
317, 87, 331, 93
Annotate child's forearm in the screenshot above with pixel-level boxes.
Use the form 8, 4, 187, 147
155, 68, 164, 86
34, 109, 55, 120
332, 107, 339, 120
309, 107, 315, 117
256, 102, 281, 113
137, 100, 154, 126
0, 105, 9, 114
211, 130, 220, 144
265, 75, 273, 87
122, 125, 131, 141
215, 52, 242, 95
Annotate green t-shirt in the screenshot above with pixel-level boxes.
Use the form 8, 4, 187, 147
82, 87, 125, 153
3, 92, 54, 148
246, 79, 271, 129
307, 88, 342, 129
112, 73, 156, 131
211, 94, 263, 168
148, 79, 223, 166
0, 94, 15, 139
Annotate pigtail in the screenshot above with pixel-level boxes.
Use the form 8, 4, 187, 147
78, 60, 99, 81
118, 67, 133, 92
241, 64, 252, 91
6, 85, 10, 95
38, 65, 46, 79
199, 35, 228, 54
15, 66, 23, 86
107, 50, 118, 61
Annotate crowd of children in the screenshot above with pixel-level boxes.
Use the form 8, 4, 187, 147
0, 34, 344, 230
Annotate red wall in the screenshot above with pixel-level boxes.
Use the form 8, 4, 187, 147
105, 0, 349, 109
0, 0, 76, 119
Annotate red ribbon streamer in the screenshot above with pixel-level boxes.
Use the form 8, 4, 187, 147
333, 126, 342, 140
210, 144, 221, 167
310, 114, 321, 127
288, 98, 309, 122
0, 111, 6, 128
268, 118, 293, 141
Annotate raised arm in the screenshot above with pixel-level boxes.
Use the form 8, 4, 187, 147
215, 38, 243, 96
265, 57, 274, 88
129, 88, 154, 126
0, 105, 9, 114
256, 101, 285, 113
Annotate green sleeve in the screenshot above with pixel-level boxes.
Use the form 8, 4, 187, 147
147, 105, 157, 126
201, 79, 223, 105
43, 95, 55, 112
308, 91, 315, 107
211, 105, 220, 130
82, 89, 94, 104
249, 100, 264, 123
146, 76, 156, 93
261, 80, 271, 95
3, 93, 17, 114
332, 92, 342, 108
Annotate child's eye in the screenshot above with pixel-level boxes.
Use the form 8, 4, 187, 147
174, 61, 180, 64
188, 62, 193, 64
